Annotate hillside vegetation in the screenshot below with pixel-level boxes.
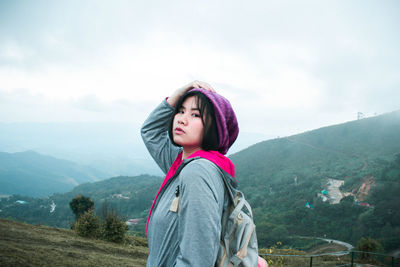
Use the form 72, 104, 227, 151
230, 110, 400, 251
0, 218, 148, 266
0, 174, 160, 232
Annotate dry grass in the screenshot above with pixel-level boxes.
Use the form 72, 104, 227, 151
0, 218, 148, 266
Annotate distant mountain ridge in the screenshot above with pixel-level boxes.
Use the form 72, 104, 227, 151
0, 122, 270, 177
0, 150, 108, 197
0, 122, 161, 176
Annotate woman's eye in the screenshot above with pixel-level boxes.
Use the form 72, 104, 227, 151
192, 113, 200, 117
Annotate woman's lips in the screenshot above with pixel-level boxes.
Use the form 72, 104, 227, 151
175, 127, 185, 134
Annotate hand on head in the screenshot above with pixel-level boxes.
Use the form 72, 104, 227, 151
167, 80, 215, 108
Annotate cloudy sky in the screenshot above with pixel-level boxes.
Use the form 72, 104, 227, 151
1, 0, 399, 139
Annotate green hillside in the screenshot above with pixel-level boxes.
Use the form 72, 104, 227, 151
0, 218, 148, 266
230, 110, 400, 252
0, 150, 107, 197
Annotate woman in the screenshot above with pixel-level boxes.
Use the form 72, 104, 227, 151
141, 81, 239, 266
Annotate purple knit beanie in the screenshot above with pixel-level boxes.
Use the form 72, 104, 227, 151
189, 88, 239, 155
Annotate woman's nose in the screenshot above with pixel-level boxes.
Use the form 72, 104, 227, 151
178, 115, 187, 125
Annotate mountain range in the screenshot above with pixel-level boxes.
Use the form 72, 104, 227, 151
0, 122, 161, 177
0, 122, 271, 179
0, 110, 399, 253
0, 150, 107, 197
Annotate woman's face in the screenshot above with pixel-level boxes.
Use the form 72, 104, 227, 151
172, 96, 204, 151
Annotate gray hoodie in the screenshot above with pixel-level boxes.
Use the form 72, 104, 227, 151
141, 100, 237, 267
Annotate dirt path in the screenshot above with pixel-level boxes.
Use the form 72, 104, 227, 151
392, 249, 400, 257
319, 238, 354, 255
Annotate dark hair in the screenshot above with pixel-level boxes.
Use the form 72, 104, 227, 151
168, 91, 219, 151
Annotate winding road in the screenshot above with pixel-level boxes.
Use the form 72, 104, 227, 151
319, 238, 354, 256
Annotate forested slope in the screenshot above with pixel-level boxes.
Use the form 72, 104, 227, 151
230, 110, 400, 251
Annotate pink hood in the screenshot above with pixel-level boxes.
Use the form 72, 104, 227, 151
146, 150, 236, 234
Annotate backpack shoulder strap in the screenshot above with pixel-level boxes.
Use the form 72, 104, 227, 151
214, 165, 237, 204
186, 156, 237, 204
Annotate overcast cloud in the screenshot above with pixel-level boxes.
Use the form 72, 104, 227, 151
0, 0, 399, 138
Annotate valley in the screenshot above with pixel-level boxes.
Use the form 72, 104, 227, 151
1, 109, 399, 256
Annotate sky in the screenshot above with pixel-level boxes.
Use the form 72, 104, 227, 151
1, 0, 399, 139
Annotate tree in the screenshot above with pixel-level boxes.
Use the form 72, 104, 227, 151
74, 208, 100, 238
357, 237, 383, 262
100, 209, 128, 243
69, 195, 94, 220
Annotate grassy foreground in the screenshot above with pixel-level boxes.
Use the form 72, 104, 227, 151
0, 218, 148, 266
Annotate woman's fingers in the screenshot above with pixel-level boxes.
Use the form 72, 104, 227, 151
192, 80, 216, 93
167, 80, 216, 108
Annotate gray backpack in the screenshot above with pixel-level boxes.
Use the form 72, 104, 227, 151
216, 168, 267, 267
